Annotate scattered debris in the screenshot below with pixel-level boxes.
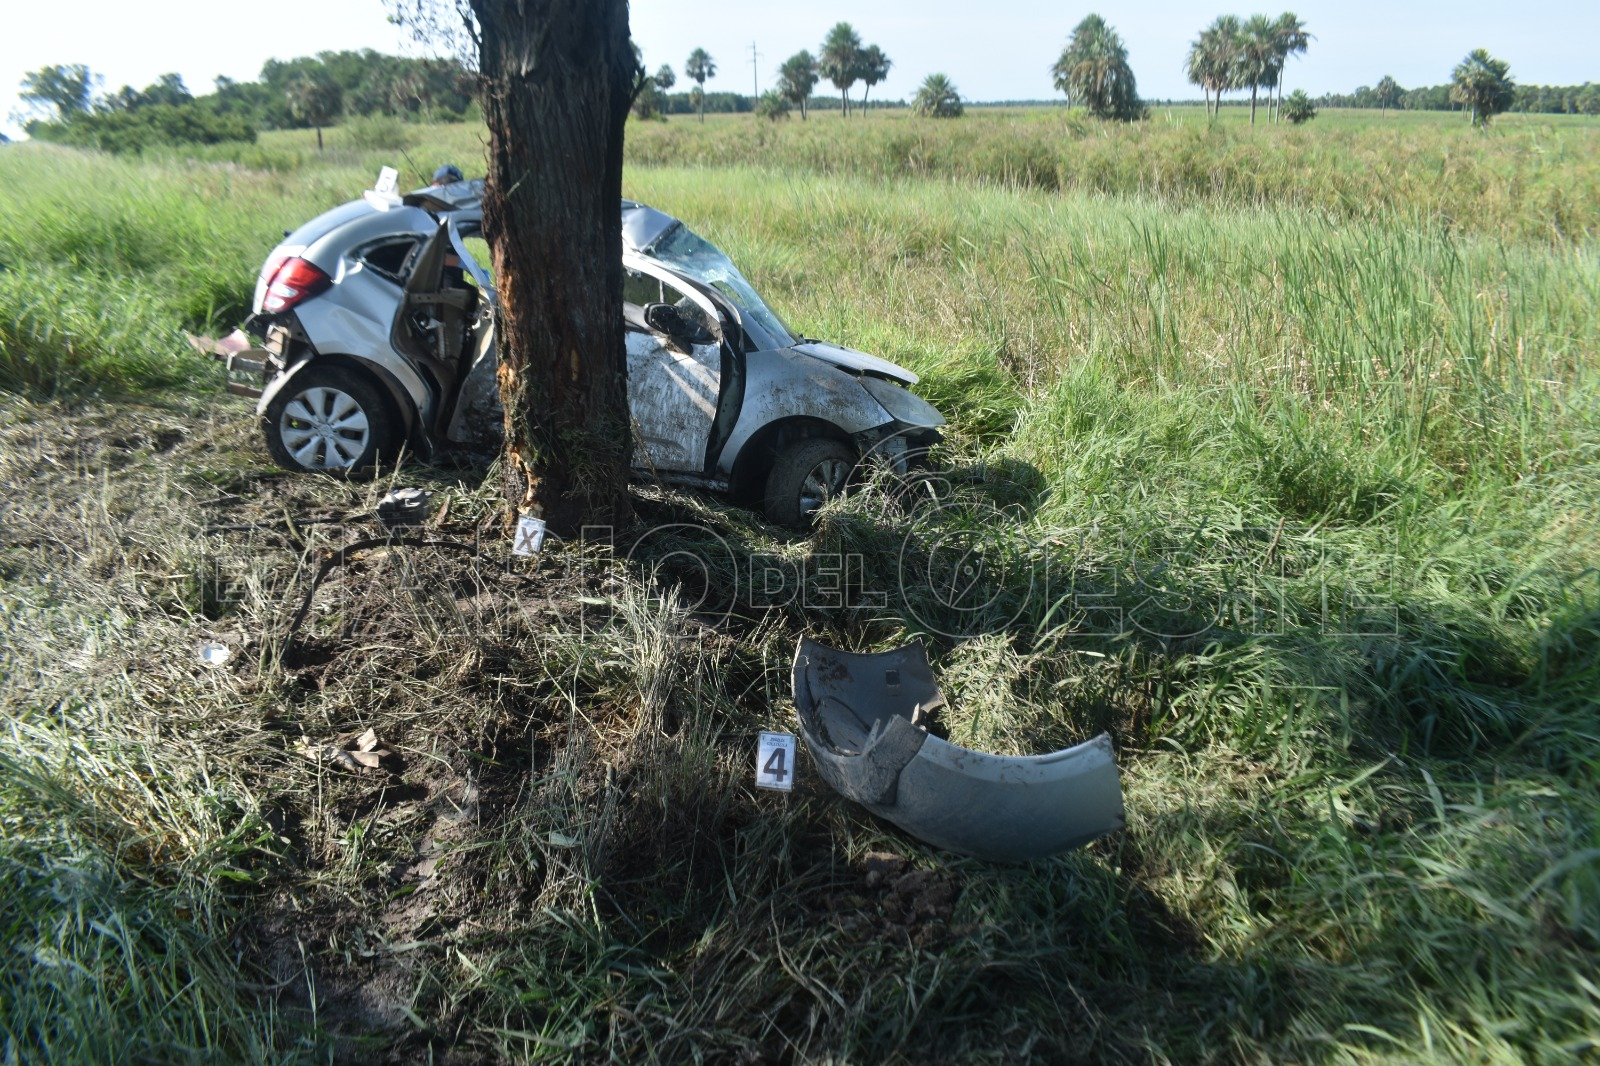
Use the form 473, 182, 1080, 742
198, 641, 232, 666
296, 727, 395, 773
792, 636, 1125, 862
376, 487, 434, 527
185, 329, 251, 357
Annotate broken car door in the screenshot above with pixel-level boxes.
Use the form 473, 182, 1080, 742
623, 265, 724, 473
391, 219, 482, 434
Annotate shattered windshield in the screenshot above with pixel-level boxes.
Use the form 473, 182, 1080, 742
644, 224, 797, 349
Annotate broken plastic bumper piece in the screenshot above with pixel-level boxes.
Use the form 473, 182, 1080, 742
792, 636, 1125, 862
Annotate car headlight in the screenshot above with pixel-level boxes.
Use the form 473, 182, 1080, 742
859, 375, 946, 429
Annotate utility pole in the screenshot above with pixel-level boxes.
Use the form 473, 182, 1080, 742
750, 41, 760, 103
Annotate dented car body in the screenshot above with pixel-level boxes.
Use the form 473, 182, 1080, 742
221, 177, 945, 525
791, 636, 1125, 862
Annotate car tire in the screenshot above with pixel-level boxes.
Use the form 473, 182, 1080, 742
764, 438, 857, 528
262, 368, 398, 476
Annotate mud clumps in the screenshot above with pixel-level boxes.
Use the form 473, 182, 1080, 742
821, 850, 967, 948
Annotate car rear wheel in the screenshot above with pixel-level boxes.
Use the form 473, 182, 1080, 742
263, 368, 397, 475
764, 438, 857, 528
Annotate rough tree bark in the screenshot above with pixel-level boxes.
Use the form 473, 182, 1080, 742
468, 0, 634, 534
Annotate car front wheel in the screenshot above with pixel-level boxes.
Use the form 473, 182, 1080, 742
263, 368, 397, 475
764, 438, 857, 528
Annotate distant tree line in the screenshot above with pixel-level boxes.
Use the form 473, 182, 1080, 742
16, 51, 476, 153
1322, 79, 1600, 117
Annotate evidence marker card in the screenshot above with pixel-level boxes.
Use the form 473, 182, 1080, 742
756, 731, 797, 791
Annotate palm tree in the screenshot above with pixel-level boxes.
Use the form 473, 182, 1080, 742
1050, 14, 1142, 121
1451, 49, 1516, 127
1281, 89, 1317, 124
1184, 38, 1211, 118
1235, 14, 1279, 126
820, 22, 862, 116
1374, 75, 1402, 117
287, 73, 343, 150
1190, 16, 1235, 118
1270, 13, 1311, 123
685, 48, 715, 122
777, 51, 820, 120
1186, 16, 1240, 119
912, 73, 963, 118
858, 45, 892, 114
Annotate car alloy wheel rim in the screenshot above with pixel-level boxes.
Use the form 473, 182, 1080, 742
798, 457, 850, 515
280, 386, 370, 470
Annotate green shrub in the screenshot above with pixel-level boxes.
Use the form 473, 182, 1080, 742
29, 103, 256, 155
1282, 89, 1318, 124
338, 113, 415, 151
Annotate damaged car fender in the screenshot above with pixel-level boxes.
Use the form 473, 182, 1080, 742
716, 351, 898, 474
792, 636, 1125, 862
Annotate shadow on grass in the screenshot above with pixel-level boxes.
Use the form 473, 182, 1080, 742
215, 455, 1594, 1063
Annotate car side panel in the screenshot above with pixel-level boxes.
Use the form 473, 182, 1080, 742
715, 349, 894, 476
627, 329, 723, 471
293, 271, 434, 420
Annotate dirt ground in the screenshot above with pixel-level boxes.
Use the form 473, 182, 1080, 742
1, 394, 1161, 1063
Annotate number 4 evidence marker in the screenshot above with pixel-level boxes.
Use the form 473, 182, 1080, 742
756, 731, 797, 791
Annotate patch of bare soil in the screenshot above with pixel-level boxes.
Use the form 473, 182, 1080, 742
241, 538, 600, 1058
0, 397, 613, 1059
813, 850, 966, 949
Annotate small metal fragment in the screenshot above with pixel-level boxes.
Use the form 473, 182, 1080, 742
377, 487, 434, 526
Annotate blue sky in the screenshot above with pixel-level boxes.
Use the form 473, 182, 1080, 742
5, 1, 1596, 137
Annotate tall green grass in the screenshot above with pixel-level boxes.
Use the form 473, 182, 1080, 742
0, 145, 387, 397
611, 166, 1600, 1059
0, 124, 1596, 1062
626, 108, 1600, 244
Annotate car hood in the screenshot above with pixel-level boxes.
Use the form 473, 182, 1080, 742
790, 341, 918, 385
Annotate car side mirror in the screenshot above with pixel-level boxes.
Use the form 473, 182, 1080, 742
644, 302, 714, 348
644, 301, 684, 336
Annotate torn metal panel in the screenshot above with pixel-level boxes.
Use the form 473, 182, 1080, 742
792, 636, 1125, 863
626, 331, 721, 472
791, 340, 920, 386
444, 311, 500, 445
714, 349, 899, 478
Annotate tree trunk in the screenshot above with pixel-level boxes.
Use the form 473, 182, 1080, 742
315, 124, 324, 151
470, 0, 634, 534
841, 88, 848, 116
1250, 85, 1258, 125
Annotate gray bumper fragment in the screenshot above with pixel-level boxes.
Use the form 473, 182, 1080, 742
792, 636, 1125, 862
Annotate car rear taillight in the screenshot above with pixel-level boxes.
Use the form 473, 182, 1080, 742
261, 257, 332, 313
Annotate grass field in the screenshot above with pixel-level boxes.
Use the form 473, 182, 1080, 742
0, 109, 1597, 1062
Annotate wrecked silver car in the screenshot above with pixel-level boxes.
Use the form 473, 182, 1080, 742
791, 636, 1125, 862
218, 174, 945, 526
